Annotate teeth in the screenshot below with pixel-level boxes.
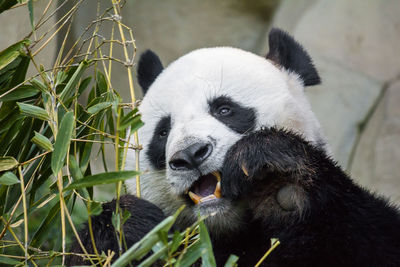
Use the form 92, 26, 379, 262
189, 191, 201, 204
187, 171, 222, 205
241, 164, 249, 176
200, 195, 217, 202
214, 182, 221, 198
212, 171, 221, 182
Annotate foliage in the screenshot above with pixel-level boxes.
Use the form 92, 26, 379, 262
0, 1, 282, 266
0, 0, 224, 266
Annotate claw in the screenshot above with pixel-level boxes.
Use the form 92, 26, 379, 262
241, 163, 249, 176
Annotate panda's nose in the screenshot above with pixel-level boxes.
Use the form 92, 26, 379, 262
169, 142, 213, 171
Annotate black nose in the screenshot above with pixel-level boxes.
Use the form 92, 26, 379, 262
169, 142, 213, 171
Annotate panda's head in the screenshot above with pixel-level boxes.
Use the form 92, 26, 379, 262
126, 28, 326, 233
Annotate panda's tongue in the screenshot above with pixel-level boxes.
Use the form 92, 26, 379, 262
194, 173, 217, 197
188, 172, 221, 204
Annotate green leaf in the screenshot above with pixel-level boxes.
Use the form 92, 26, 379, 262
224, 255, 239, 267
0, 85, 39, 101
28, 0, 34, 31
78, 76, 92, 95
0, 39, 30, 71
7, 55, 30, 89
96, 71, 108, 94
30, 78, 48, 92
87, 101, 112, 114
119, 113, 143, 131
0, 156, 18, 171
30, 195, 71, 247
31, 131, 53, 151
17, 102, 50, 121
122, 209, 131, 224
64, 170, 140, 191
88, 201, 103, 216
199, 220, 216, 267
0, 172, 20, 185
170, 230, 183, 254
0, 255, 20, 265
112, 211, 121, 233
51, 111, 74, 174
59, 61, 89, 102
111, 206, 184, 267
176, 241, 203, 267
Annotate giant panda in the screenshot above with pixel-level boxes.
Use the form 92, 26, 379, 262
68, 28, 400, 266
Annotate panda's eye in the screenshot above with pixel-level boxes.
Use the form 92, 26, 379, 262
217, 105, 231, 116
159, 129, 168, 138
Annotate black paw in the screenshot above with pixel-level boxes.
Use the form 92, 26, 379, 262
221, 127, 312, 200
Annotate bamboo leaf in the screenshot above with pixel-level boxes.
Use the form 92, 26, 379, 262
78, 76, 92, 95
87, 101, 112, 114
224, 255, 239, 267
17, 102, 50, 121
96, 71, 108, 94
59, 61, 89, 102
176, 241, 203, 267
30, 195, 69, 247
0, 171, 20, 185
31, 131, 53, 151
111, 206, 184, 267
28, 0, 34, 32
0, 255, 20, 265
30, 78, 48, 92
119, 113, 143, 132
199, 220, 216, 267
63, 170, 140, 191
0, 85, 39, 101
170, 230, 183, 254
51, 111, 74, 174
0, 39, 30, 71
0, 156, 18, 171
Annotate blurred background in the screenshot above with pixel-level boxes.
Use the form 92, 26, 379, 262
1, 0, 399, 203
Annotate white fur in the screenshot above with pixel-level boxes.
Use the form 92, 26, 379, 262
125, 47, 328, 232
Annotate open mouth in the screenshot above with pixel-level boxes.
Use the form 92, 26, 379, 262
186, 171, 221, 205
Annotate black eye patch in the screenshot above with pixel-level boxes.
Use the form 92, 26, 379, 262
146, 116, 171, 169
208, 96, 256, 134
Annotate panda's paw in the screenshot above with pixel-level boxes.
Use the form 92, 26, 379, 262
221, 127, 311, 199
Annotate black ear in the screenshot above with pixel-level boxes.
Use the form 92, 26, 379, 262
137, 50, 164, 95
266, 28, 320, 86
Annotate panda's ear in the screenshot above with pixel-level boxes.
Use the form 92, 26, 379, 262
137, 50, 164, 95
266, 28, 321, 86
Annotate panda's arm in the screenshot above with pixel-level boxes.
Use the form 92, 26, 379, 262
66, 195, 165, 266
221, 127, 335, 202
221, 127, 400, 265
221, 127, 400, 225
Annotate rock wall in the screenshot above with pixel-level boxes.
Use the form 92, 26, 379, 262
273, 0, 400, 202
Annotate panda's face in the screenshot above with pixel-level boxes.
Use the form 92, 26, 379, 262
126, 29, 325, 233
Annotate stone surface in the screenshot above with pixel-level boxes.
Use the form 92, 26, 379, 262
350, 80, 400, 203
294, 0, 400, 82
305, 55, 382, 168
272, 0, 317, 33
69, 0, 279, 99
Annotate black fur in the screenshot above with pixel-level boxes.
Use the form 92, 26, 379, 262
70, 129, 400, 266
266, 28, 321, 86
146, 116, 171, 169
66, 195, 165, 266
217, 128, 400, 266
208, 96, 256, 134
137, 50, 164, 94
